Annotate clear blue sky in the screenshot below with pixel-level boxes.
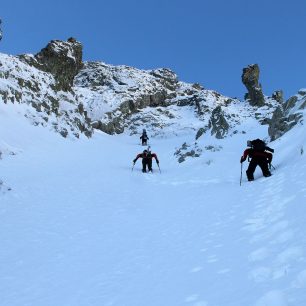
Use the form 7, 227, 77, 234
1, 0, 306, 99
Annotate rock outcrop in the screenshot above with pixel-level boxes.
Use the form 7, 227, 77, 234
242, 64, 265, 107
20, 38, 83, 91
268, 91, 306, 140
208, 106, 229, 139
34, 37, 83, 91
271, 90, 284, 103
0, 49, 92, 139
74, 61, 212, 134
1, 38, 282, 143
174, 142, 202, 163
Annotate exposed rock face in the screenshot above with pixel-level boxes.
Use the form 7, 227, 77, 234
149, 68, 179, 91
272, 90, 284, 103
208, 106, 229, 139
34, 37, 83, 91
268, 92, 306, 140
3, 38, 276, 141
0, 51, 92, 139
74, 61, 201, 134
242, 64, 265, 107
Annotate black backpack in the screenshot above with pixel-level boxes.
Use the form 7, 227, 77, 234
249, 139, 266, 152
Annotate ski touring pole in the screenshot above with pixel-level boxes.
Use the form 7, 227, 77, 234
240, 162, 243, 186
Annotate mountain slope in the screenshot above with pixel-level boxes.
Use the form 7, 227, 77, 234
1, 98, 306, 306
1, 38, 306, 306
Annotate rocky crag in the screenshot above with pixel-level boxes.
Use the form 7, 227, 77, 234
1, 38, 305, 161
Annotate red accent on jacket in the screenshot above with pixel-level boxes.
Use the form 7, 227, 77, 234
242, 148, 272, 162
135, 152, 159, 163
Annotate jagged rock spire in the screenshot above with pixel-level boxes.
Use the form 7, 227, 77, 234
242, 64, 265, 107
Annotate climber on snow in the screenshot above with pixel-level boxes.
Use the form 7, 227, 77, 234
140, 129, 149, 146
133, 148, 159, 173
240, 139, 274, 181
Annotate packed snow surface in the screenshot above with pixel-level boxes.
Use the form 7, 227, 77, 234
1, 103, 306, 306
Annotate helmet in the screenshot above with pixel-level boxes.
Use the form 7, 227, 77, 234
143, 150, 148, 154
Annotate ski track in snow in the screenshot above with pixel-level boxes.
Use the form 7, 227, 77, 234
1, 116, 306, 305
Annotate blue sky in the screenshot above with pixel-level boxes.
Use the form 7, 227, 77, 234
1, 0, 306, 99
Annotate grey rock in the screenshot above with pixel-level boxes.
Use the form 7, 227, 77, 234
192, 83, 204, 90
268, 94, 305, 140
268, 106, 288, 141
272, 90, 284, 103
174, 142, 202, 163
150, 68, 179, 91
205, 145, 222, 152
242, 64, 265, 107
208, 106, 229, 139
195, 127, 206, 140
284, 96, 298, 111
34, 37, 83, 91
298, 89, 306, 96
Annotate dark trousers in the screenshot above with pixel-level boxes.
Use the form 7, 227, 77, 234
246, 157, 271, 180
142, 159, 152, 172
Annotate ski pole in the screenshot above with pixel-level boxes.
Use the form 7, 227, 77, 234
270, 163, 275, 170
132, 162, 135, 172
157, 163, 161, 174
240, 162, 243, 186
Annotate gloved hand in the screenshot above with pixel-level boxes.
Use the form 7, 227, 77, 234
133, 159, 136, 164
240, 156, 245, 163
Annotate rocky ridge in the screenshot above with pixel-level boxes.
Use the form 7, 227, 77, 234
1, 38, 305, 162
268, 89, 306, 140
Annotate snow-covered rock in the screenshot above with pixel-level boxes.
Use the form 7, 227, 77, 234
269, 89, 306, 140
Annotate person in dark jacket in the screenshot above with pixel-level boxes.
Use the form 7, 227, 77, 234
140, 129, 149, 146
133, 149, 159, 173
240, 139, 274, 181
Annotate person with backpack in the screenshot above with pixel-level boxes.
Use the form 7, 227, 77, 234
240, 139, 274, 181
140, 129, 149, 146
133, 149, 159, 173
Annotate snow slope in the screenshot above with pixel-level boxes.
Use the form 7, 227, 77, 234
1, 101, 306, 306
